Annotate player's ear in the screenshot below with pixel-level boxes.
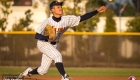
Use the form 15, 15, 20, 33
51, 8, 55, 13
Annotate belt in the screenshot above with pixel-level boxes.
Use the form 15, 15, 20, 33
50, 42, 57, 45
45, 40, 57, 45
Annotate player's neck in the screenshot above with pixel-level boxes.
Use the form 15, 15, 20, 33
52, 16, 61, 22
53, 14, 61, 18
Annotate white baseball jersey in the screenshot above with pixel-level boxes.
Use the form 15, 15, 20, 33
36, 15, 80, 75
36, 15, 80, 42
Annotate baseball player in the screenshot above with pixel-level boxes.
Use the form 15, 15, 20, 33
18, 1, 106, 80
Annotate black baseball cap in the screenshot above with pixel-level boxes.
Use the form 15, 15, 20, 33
50, 1, 64, 9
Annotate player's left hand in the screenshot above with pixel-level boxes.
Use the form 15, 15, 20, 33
97, 6, 106, 13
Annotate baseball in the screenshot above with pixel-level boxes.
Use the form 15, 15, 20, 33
128, 76, 136, 80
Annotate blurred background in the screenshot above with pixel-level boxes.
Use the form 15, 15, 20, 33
0, 0, 140, 68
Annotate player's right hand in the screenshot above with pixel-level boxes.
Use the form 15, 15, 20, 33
97, 6, 106, 13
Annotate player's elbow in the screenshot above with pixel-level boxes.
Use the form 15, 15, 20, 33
35, 33, 49, 40
35, 33, 39, 39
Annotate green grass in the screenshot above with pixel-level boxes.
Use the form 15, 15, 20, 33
0, 67, 140, 76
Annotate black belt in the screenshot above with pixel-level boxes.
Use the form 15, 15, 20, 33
45, 40, 57, 45
50, 42, 57, 45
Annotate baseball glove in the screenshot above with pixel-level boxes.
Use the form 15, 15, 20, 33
45, 24, 56, 41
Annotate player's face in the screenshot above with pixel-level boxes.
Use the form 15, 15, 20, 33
52, 5, 63, 16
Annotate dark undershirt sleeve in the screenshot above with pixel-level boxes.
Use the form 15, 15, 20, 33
80, 10, 98, 22
35, 33, 49, 40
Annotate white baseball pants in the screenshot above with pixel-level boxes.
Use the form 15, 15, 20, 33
36, 40, 62, 75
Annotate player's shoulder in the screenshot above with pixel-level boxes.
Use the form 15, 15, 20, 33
62, 15, 79, 20
45, 16, 52, 20
62, 15, 77, 18
41, 16, 52, 22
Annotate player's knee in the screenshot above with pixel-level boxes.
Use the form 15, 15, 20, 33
54, 55, 62, 63
38, 70, 48, 75
37, 67, 49, 75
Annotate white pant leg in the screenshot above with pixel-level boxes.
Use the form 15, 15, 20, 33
37, 40, 62, 75
37, 54, 52, 75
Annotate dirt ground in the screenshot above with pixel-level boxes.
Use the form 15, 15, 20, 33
1, 75, 140, 80
1, 76, 139, 80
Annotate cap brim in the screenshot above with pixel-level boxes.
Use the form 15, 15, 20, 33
59, 2, 64, 6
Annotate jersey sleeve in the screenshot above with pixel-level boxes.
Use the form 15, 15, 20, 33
66, 15, 81, 27
36, 19, 48, 34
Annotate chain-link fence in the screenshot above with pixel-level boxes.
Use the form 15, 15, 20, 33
0, 32, 140, 68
